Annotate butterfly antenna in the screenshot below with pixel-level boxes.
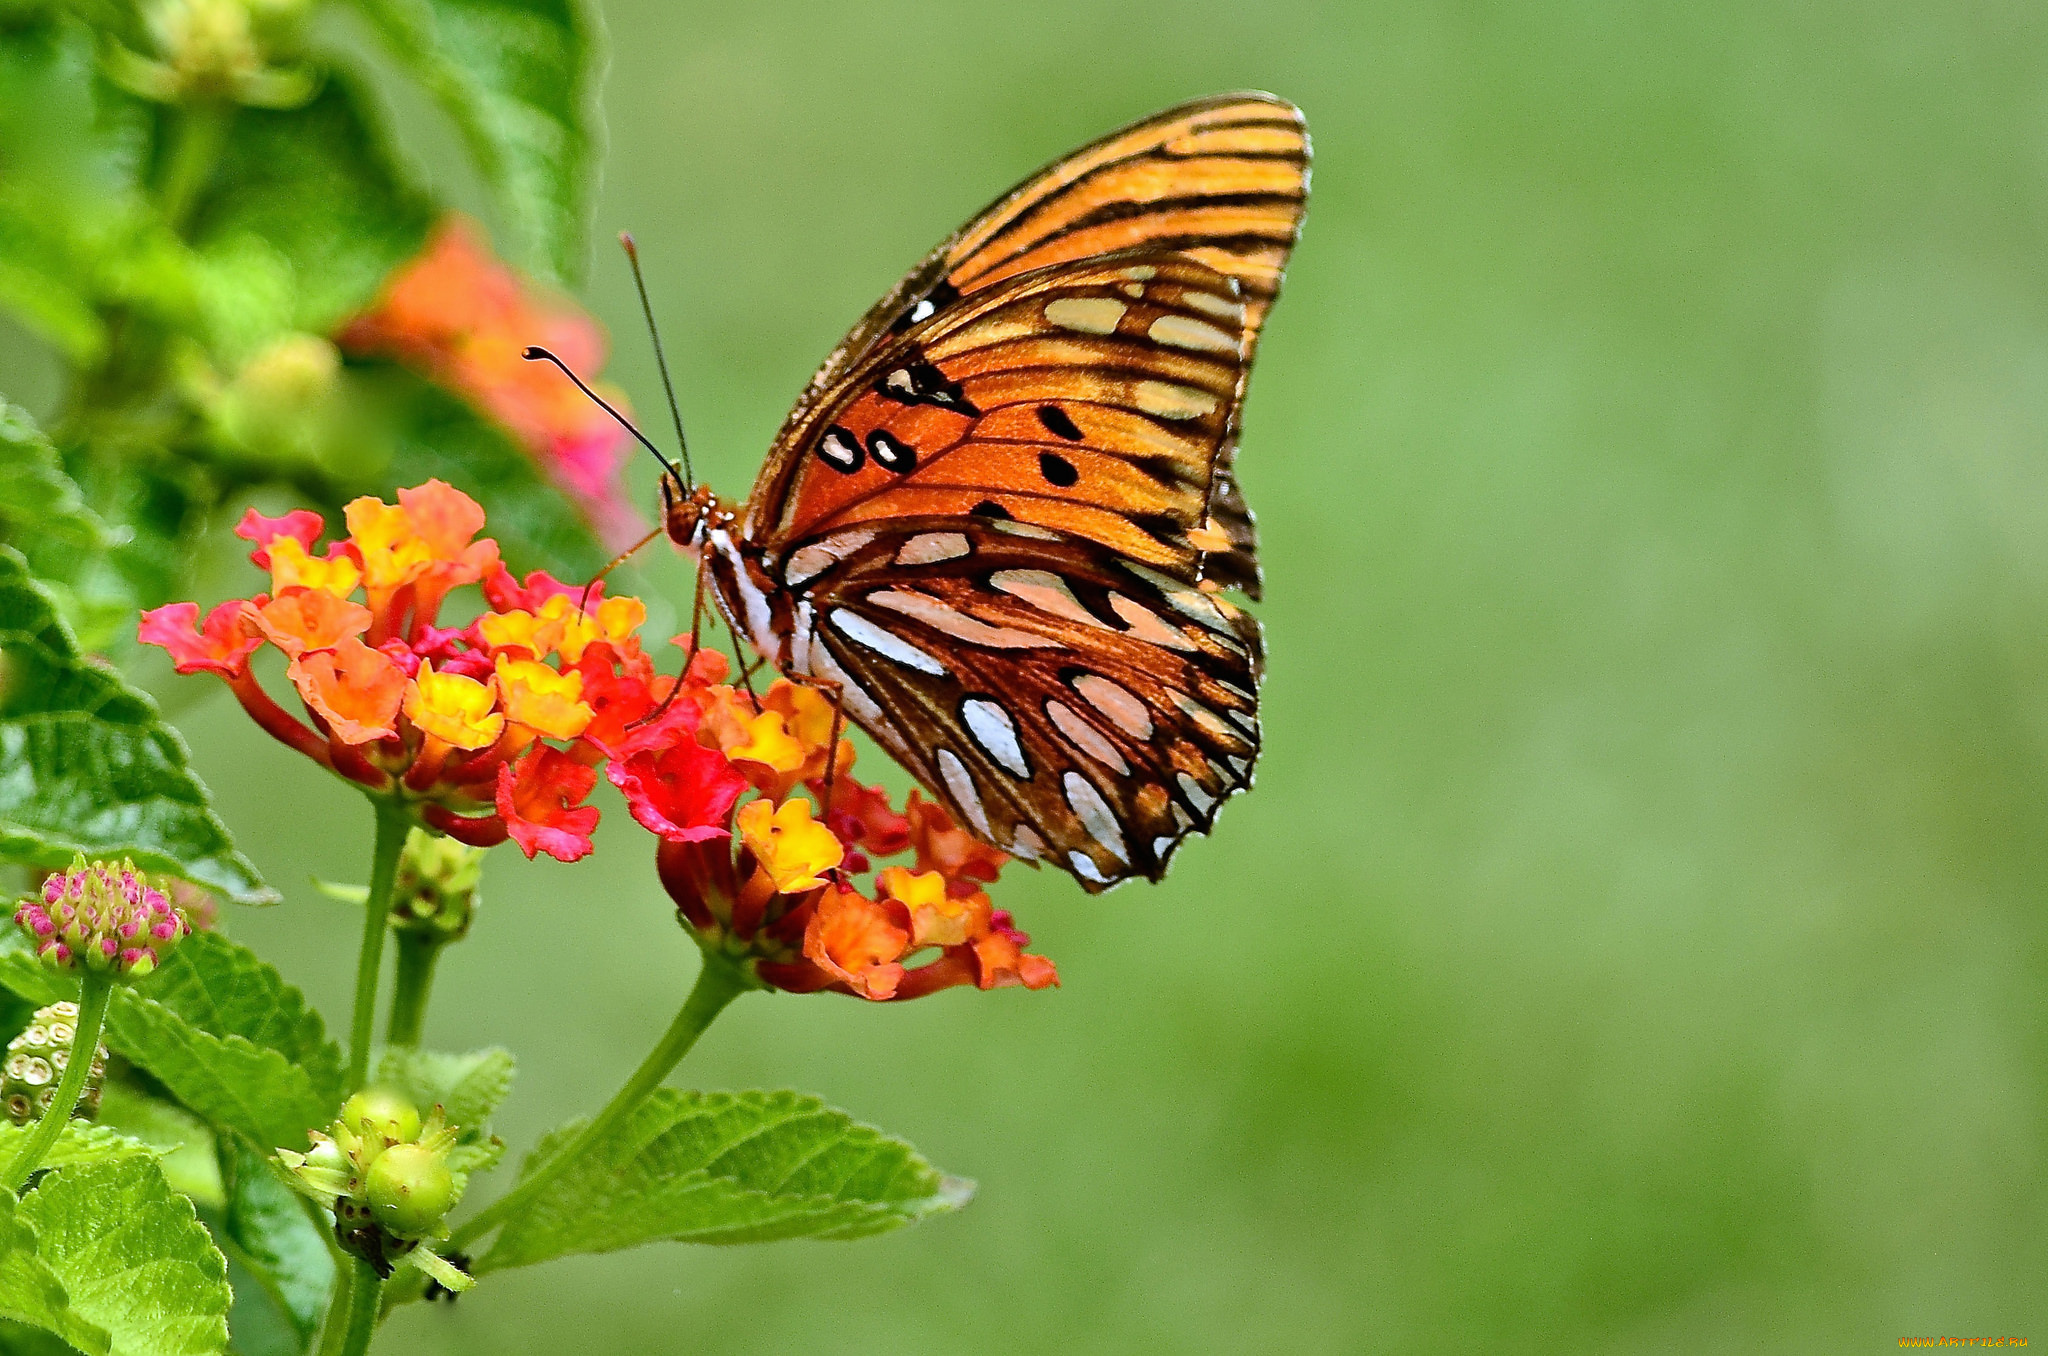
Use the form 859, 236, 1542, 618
619, 233, 695, 487
521, 346, 683, 486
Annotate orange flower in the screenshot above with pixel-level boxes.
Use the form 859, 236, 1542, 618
267, 536, 361, 599
289, 638, 406, 744
904, 791, 1009, 889
403, 662, 503, 751
803, 887, 909, 1001
249, 589, 371, 658
878, 866, 989, 948
736, 797, 843, 894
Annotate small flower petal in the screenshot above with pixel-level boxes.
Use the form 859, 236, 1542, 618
736, 797, 844, 894
494, 655, 592, 740
802, 886, 909, 1001
607, 739, 749, 843
138, 601, 261, 677
250, 588, 372, 658
403, 661, 503, 750
495, 746, 600, 862
289, 637, 407, 743
233, 508, 324, 569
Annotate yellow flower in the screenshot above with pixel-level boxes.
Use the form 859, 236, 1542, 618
267, 537, 362, 599
736, 797, 843, 893
878, 866, 987, 948
403, 661, 503, 750
494, 655, 592, 741
727, 710, 806, 773
344, 496, 434, 596
476, 607, 556, 658
556, 594, 646, 664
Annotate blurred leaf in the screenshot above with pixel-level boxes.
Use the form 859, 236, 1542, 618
0, 1190, 108, 1356
193, 76, 432, 338
216, 1147, 328, 1350
0, 16, 182, 365
96, 1082, 222, 1209
0, 400, 125, 644
347, 0, 599, 281
19, 1157, 231, 1356
0, 935, 337, 1155
478, 1090, 972, 1273
0, 548, 268, 903
373, 1047, 512, 1136
0, 1123, 157, 1175
356, 367, 605, 577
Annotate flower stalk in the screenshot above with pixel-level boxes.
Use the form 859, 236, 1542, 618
3, 972, 111, 1190
348, 802, 411, 1089
445, 951, 751, 1253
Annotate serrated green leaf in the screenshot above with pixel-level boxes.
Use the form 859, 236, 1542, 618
0, 548, 269, 904
217, 1148, 329, 1348
0, 1122, 157, 1176
192, 76, 432, 335
96, 1083, 221, 1209
360, 368, 605, 577
348, 0, 598, 282
0, 935, 337, 1154
140, 935, 342, 1110
477, 1090, 972, 1273
20, 1157, 230, 1356
0, 402, 107, 561
0, 1191, 108, 1355
372, 1048, 512, 1136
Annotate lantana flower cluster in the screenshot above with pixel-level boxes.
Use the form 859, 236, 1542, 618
17, 858, 188, 978
141, 478, 1058, 1000
338, 217, 641, 547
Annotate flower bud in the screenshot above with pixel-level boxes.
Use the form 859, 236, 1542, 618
2, 1003, 108, 1125
17, 858, 187, 979
389, 829, 484, 944
363, 1142, 455, 1238
341, 1088, 421, 1145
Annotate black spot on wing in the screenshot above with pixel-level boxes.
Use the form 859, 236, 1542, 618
867, 429, 916, 473
1038, 452, 1079, 487
1036, 405, 1084, 440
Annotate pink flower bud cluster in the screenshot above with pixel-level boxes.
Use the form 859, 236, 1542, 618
16, 860, 187, 978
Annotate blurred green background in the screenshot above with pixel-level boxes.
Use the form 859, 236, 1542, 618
20, 0, 2048, 1349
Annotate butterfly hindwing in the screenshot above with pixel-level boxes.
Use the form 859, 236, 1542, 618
781, 519, 1262, 891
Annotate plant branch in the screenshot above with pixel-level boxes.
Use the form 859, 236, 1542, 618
384, 934, 440, 1049
348, 801, 410, 1090
444, 951, 750, 1253
3, 973, 111, 1191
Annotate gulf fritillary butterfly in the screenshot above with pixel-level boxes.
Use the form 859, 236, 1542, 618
653, 92, 1309, 892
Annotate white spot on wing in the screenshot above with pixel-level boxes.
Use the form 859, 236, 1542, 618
1134, 380, 1217, 421
1177, 772, 1217, 814
895, 532, 971, 566
1109, 593, 1197, 650
1063, 772, 1126, 863
1046, 700, 1129, 774
869, 590, 1060, 649
829, 609, 947, 675
784, 530, 877, 586
1010, 826, 1045, 862
1152, 835, 1175, 858
805, 643, 883, 725
1170, 690, 1238, 743
991, 569, 1108, 629
962, 698, 1030, 777
938, 749, 992, 837
1149, 313, 1238, 354
1073, 674, 1151, 739
989, 519, 1062, 542
1045, 297, 1126, 335
1069, 851, 1113, 883
1182, 290, 1246, 324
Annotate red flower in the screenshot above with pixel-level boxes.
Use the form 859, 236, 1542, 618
608, 737, 750, 844
496, 746, 600, 862
138, 601, 262, 677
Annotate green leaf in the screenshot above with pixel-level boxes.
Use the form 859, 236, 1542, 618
0, 1190, 108, 1356
478, 1090, 972, 1274
359, 368, 606, 577
0, 935, 337, 1154
0, 547, 270, 904
0, 1123, 157, 1177
0, 401, 107, 561
193, 76, 433, 337
139, 935, 342, 1110
372, 1048, 512, 1136
216, 1148, 329, 1349
348, 0, 599, 281
96, 1083, 222, 1209
19, 1157, 231, 1356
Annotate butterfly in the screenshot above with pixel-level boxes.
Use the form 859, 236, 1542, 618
659, 92, 1309, 891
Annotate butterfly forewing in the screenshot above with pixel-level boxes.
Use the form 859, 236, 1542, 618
747, 250, 1252, 588
761, 93, 1308, 599
785, 519, 1262, 891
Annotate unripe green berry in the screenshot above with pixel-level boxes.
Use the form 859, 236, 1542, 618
363, 1143, 454, 1237
342, 1089, 420, 1144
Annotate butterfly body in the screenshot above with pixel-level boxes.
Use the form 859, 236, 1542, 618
665, 93, 1309, 891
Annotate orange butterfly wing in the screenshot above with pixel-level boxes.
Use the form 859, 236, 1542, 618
752, 92, 1309, 596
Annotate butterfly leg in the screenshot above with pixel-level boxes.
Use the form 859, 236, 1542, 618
578, 526, 665, 614
784, 670, 848, 807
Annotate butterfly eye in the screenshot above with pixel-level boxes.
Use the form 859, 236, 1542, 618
866, 429, 916, 473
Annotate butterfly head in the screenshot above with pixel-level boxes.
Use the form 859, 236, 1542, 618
659, 478, 734, 556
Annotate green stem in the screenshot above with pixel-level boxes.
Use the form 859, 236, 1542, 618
445, 953, 750, 1253
313, 1262, 353, 1356
156, 102, 230, 234
348, 802, 410, 1091
4, 973, 112, 1191
327, 1258, 381, 1356
384, 935, 440, 1050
